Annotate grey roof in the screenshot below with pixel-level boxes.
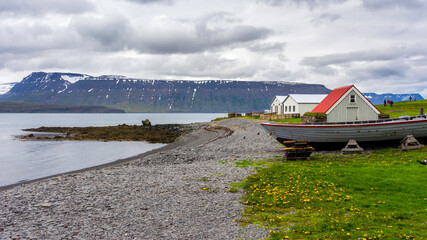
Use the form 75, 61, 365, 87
288, 94, 327, 103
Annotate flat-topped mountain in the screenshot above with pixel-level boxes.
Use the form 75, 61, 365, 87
0, 72, 331, 112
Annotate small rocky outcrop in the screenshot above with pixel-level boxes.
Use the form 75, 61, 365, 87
142, 119, 151, 126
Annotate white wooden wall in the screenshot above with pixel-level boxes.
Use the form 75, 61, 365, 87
270, 98, 282, 114
327, 89, 379, 122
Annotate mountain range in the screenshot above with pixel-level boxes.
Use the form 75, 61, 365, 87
0, 102, 124, 113
0, 72, 423, 112
0, 72, 330, 112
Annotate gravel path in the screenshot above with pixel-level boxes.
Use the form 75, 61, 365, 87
0, 118, 283, 239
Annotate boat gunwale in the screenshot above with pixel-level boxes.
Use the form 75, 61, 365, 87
260, 116, 427, 128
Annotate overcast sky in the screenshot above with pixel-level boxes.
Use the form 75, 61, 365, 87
1, 0, 427, 96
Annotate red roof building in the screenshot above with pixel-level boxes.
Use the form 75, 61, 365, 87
312, 85, 380, 122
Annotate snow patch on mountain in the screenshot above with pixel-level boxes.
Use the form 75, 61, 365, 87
57, 84, 68, 94
0, 82, 17, 95
61, 74, 89, 82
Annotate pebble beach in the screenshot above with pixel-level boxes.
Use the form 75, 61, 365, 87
0, 118, 284, 239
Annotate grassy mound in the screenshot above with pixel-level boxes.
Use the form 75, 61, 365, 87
376, 99, 427, 118
235, 147, 427, 239
21, 124, 192, 143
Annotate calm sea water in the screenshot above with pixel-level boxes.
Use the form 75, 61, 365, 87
0, 113, 225, 187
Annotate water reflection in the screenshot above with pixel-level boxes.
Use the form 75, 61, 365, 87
0, 113, 225, 186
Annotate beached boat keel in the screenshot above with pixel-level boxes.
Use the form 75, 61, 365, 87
261, 115, 427, 149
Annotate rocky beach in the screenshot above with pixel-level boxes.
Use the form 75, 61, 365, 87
0, 118, 284, 239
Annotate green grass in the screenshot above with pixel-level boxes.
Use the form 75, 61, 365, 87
376, 99, 427, 118
212, 117, 229, 121
270, 118, 302, 124
238, 116, 302, 123
239, 116, 261, 120
22, 124, 187, 143
227, 187, 240, 193
211, 115, 302, 123
212, 116, 261, 121
235, 159, 278, 170
237, 147, 427, 239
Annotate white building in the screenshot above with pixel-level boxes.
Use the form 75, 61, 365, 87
282, 94, 328, 115
270, 94, 327, 115
312, 85, 380, 122
270, 96, 287, 114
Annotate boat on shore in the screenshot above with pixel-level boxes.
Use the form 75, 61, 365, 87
260, 115, 427, 148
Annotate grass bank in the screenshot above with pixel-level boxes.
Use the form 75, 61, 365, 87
235, 148, 427, 239
213, 116, 302, 124
21, 124, 193, 143
376, 100, 427, 118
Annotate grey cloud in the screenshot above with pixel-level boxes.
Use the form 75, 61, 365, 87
311, 66, 338, 76
248, 42, 286, 53
362, 0, 426, 10
301, 47, 426, 68
247, 42, 287, 61
0, 0, 95, 15
0, 49, 104, 73
258, 0, 348, 8
132, 13, 271, 54
348, 61, 410, 79
124, 0, 173, 4
0, 21, 79, 54
71, 14, 132, 51
139, 24, 270, 54
301, 47, 427, 92
69, 12, 271, 54
165, 55, 256, 79
131, 51, 289, 80
310, 13, 341, 26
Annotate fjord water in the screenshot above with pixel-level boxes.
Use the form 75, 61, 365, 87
0, 113, 225, 187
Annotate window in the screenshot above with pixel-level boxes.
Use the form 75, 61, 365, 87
275, 106, 278, 113
285, 106, 287, 112
350, 94, 356, 103
293, 106, 296, 112
281, 105, 284, 114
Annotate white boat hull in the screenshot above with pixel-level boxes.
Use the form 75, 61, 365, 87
260, 117, 427, 143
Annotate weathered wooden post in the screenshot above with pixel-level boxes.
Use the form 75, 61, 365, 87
420, 108, 424, 116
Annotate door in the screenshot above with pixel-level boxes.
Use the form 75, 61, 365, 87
347, 107, 358, 121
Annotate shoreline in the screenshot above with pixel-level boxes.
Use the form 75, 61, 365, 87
0, 118, 283, 239
0, 122, 217, 191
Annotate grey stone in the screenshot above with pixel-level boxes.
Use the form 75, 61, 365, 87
0, 119, 280, 239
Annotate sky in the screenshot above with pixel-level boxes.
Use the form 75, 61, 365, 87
1, 0, 427, 97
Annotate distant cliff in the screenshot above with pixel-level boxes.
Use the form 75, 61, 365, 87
0, 72, 331, 113
0, 102, 124, 113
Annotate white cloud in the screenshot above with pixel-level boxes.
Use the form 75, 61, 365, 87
0, 0, 95, 16
124, 0, 172, 4
362, 0, 426, 10
0, 0, 426, 98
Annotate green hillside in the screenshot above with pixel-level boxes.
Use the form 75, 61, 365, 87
375, 99, 427, 118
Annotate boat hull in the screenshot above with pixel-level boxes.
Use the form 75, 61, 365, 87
260, 117, 427, 147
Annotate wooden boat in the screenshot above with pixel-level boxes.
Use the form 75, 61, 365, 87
260, 115, 427, 148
